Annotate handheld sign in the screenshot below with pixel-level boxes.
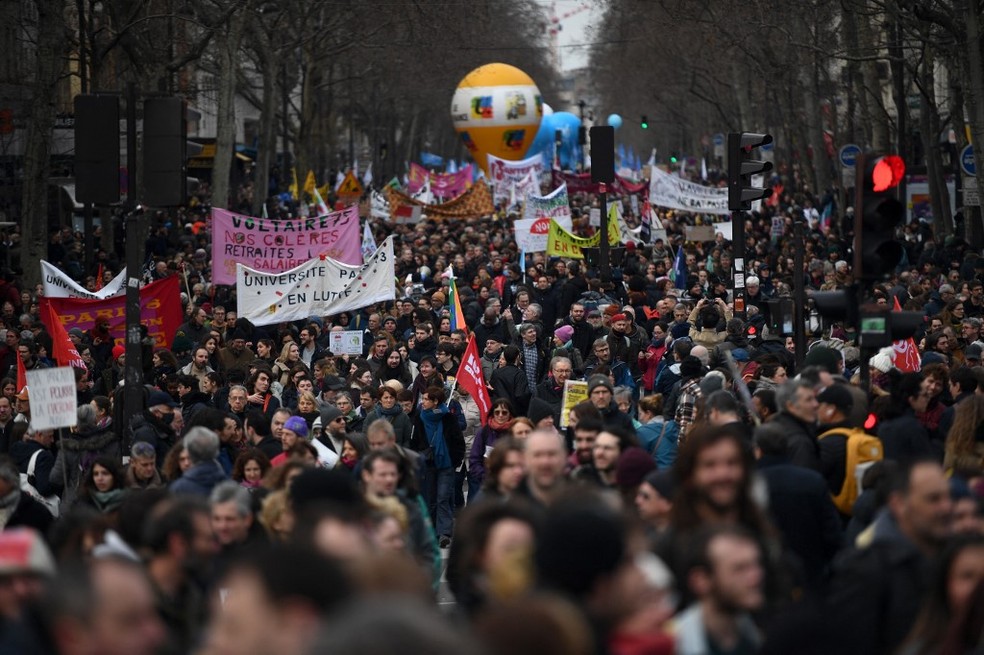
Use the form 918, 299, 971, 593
25, 367, 78, 431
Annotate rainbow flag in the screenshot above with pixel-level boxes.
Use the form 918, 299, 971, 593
449, 270, 467, 333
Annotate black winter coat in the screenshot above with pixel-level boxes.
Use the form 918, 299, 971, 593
877, 410, 933, 464
410, 411, 466, 469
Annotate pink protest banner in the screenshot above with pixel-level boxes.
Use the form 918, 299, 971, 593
407, 163, 473, 198
210, 205, 362, 285
42, 276, 183, 349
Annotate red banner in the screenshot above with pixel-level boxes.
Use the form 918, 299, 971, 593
42, 276, 183, 349
407, 163, 473, 198
457, 335, 492, 425
552, 170, 648, 196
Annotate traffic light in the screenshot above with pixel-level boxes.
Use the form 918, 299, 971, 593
860, 154, 906, 281
641, 115, 649, 129
728, 132, 773, 211
669, 152, 678, 164
812, 286, 923, 347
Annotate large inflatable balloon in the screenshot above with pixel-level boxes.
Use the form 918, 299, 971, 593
608, 114, 623, 130
542, 103, 554, 117
524, 112, 556, 163
451, 63, 542, 175
551, 111, 582, 171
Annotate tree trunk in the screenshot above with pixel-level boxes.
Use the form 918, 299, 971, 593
962, 0, 984, 248
252, 35, 278, 217
21, 0, 69, 289
210, 1, 251, 211
919, 42, 952, 237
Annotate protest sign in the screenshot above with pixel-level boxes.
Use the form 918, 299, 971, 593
560, 379, 589, 428
545, 211, 620, 259
211, 206, 363, 285
386, 183, 493, 220
407, 163, 473, 198
487, 153, 543, 202
25, 367, 78, 430
329, 331, 364, 356
514, 214, 573, 253
523, 183, 571, 222
237, 237, 396, 327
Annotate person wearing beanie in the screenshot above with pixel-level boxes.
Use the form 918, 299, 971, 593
550, 325, 584, 376
586, 374, 635, 435
804, 345, 843, 375
270, 415, 310, 467
636, 469, 675, 539
606, 312, 647, 383
527, 396, 556, 430
674, 356, 707, 442
614, 446, 657, 504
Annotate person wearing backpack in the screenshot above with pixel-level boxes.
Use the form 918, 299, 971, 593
816, 384, 884, 517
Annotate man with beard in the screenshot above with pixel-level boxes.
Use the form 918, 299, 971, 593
180, 347, 215, 391
675, 526, 766, 654
297, 325, 326, 370
244, 410, 282, 461
480, 335, 504, 383
657, 424, 781, 608
567, 415, 602, 473
572, 426, 637, 488
366, 335, 390, 375
177, 374, 213, 424
408, 322, 438, 364
144, 497, 219, 654
218, 331, 255, 377
474, 307, 508, 354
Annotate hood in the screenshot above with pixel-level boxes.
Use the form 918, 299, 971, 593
60, 424, 118, 453
182, 461, 227, 485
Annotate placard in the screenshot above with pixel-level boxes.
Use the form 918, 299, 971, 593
25, 367, 78, 430
329, 331, 364, 356
560, 379, 589, 428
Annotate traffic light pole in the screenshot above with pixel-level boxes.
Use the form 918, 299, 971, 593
599, 183, 610, 284
124, 82, 145, 428
793, 219, 806, 371
732, 209, 746, 319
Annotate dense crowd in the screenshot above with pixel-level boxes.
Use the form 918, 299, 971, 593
0, 168, 979, 655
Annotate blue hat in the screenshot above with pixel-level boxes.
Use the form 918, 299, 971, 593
283, 416, 309, 438
731, 348, 750, 362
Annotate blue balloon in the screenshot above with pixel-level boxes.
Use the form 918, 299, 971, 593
607, 114, 622, 130
524, 113, 556, 162
551, 112, 582, 170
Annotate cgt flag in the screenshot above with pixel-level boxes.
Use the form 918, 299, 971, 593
892, 296, 921, 372
457, 335, 492, 425
39, 299, 86, 371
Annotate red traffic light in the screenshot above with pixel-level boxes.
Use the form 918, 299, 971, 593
871, 156, 905, 192
864, 413, 878, 431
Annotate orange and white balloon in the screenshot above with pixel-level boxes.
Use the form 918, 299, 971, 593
451, 63, 542, 175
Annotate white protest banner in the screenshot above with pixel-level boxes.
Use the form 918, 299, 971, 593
41, 261, 126, 300
329, 330, 364, 355
510, 171, 540, 207
237, 237, 395, 327
649, 165, 730, 215
515, 214, 573, 252
560, 379, 589, 428
211, 205, 363, 286
25, 367, 78, 430
523, 183, 572, 222
487, 153, 543, 202
713, 221, 733, 241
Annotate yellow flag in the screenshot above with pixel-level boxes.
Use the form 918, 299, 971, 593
289, 168, 299, 200
303, 170, 317, 196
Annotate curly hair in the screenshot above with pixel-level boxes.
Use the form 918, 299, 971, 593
945, 395, 984, 475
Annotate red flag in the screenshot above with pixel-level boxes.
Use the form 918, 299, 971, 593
457, 335, 492, 425
39, 298, 87, 371
15, 346, 25, 393
94, 264, 104, 291
892, 296, 921, 372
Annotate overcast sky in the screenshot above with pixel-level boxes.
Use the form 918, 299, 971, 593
535, 0, 605, 72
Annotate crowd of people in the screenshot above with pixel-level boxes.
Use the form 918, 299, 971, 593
0, 166, 980, 655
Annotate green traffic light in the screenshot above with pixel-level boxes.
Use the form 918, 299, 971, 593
669, 156, 677, 163
641, 115, 649, 129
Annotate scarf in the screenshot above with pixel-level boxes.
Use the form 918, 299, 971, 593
420, 405, 453, 469
91, 488, 125, 514
488, 416, 515, 433
239, 479, 262, 490
378, 403, 402, 417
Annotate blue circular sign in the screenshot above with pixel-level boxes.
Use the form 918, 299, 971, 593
839, 144, 861, 168
961, 144, 976, 177
712, 133, 725, 146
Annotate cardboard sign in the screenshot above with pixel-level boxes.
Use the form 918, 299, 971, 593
329, 331, 364, 356
25, 367, 78, 430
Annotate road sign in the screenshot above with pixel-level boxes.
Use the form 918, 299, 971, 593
713, 133, 725, 159
839, 144, 861, 168
712, 133, 725, 146
961, 144, 976, 177
964, 176, 980, 206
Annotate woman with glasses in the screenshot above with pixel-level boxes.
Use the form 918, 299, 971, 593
468, 399, 516, 488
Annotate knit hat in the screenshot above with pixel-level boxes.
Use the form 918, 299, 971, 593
283, 415, 309, 438
817, 384, 854, 414
670, 323, 690, 340
643, 469, 676, 501
921, 352, 946, 367
172, 334, 194, 354
112, 344, 126, 360
320, 406, 344, 427
431, 291, 446, 304
587, 374, 614, 395
603, 304, 620, 318
699, 370, 726, 396
967, 343, 984, 361
527, 397, 555, 425
322, 375, 346, 391
615, 447, 657, 488
731, 348, 750, 362
804, 346, 841, 374
68, 328, 84, 340
869, 347, 896, 374
0, 528, 56, 577
553, 325, 574, 342
680, 355, 703, 380
611, 313, 627, 323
